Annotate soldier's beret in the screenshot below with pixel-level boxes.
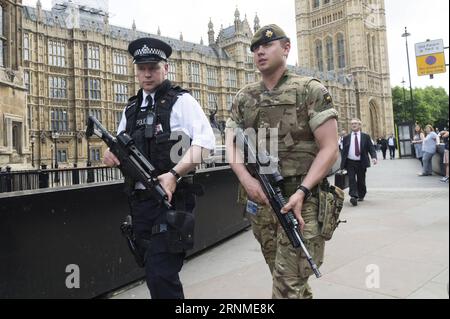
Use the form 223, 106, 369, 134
250, 24, 289, 52
128, 37, 172, 64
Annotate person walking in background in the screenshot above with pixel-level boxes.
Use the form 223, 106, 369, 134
419, 125, 438, 177
339, 130, 347, 154
388, 134, 397, 160
439, 128, 449, 183
379, 136, 388, 160
376, 137, 382, 152
412, 124, 425, 166
341, 119, 378, 206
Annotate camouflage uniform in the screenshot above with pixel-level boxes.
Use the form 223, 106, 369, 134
227, 70, 338, 299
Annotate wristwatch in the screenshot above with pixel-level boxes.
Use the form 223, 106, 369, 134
296, 185, 312, 201
169, 168, 182, 183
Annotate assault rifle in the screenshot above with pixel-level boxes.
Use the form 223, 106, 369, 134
86, 116, 172, 209
235, 129, 322, 278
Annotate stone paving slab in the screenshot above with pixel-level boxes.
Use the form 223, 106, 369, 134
112, 159, 449, 300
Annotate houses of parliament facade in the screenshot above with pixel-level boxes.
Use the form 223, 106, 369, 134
0, 0, 393, 169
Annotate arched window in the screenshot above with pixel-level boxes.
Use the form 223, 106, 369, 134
315, 40, 324, 72
12, 123, 19, 151
372, 35, 378, 72
313, 0, 320, 9
0, 5, 4, 36
326, 37, 334, 71
337, 33, 346, 68
0, 5, 5, 67
367, 34, 372, 70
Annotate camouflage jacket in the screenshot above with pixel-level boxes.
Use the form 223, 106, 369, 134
227, 70, 339, 177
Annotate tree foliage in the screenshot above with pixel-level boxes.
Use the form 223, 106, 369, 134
392, 86, 449, 129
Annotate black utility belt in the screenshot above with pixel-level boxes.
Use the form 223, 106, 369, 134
131, 189, 186, 202
130, 190, 155, 202
130, 175, 196, 202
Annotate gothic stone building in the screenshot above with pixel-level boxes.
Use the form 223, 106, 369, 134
21, 3, 265, 168
296, 0, 394, 138
3, 0, 393, 169
0, 0, 28, 169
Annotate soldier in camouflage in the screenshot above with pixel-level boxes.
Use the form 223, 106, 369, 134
226, 24, 340, 299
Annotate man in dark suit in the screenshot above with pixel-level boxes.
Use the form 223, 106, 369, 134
341, 119, 378, 206
387, 134, 397, 160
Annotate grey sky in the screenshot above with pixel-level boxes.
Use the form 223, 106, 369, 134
24, 0, 449, 92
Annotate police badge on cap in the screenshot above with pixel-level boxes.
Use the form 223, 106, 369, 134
128, 37, 173, 64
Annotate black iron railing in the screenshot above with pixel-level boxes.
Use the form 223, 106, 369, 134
0, 166, 123, 193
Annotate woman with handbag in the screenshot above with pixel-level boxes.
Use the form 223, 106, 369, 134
412, 124, 425, 166
418, 125, 438, 177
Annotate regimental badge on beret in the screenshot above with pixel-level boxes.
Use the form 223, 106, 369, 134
265, 30, 274, 39
250, 24, 289, 52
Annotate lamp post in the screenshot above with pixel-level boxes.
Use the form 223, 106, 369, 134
52, 131, 60, 169
401, 27, 416, 124
401, 78, 407, 122
30, 134, 35, 168
52, 131, 60, 183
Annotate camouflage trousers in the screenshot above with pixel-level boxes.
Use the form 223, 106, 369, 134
247, 196, 325, 299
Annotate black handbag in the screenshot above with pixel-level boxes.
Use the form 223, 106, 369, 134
335, 170, 349, 190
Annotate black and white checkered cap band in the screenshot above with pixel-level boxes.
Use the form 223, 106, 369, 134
134, 45, 167, 60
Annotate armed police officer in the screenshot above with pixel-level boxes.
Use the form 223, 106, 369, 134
104, 37, 215, 299
226, 25, 340, 299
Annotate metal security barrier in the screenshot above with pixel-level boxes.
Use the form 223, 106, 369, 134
0, 166, 248, 299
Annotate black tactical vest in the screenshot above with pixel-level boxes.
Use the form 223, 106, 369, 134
123, 80, 189, 192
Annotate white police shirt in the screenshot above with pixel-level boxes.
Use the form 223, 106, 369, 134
117, 91, 216, 151
117, 91, 215, 190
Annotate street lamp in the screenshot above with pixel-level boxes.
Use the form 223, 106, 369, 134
401, 78, 407, 122
52, 131, 60, 183
30, 134, 35, 168
52, 131, 60, 169
401, 27, 416, 124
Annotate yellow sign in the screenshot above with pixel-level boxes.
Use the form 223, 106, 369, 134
416, 53, 447, 76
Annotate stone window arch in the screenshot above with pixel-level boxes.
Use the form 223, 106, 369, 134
12, 123, 19, 151
367, 34, 372, 70
372, 35, 378, 72
326, 37, 334, 71
337, 33, 346, 68
0, 2, 6, 67
312, 0, 320, 9
315, 39, 324, 72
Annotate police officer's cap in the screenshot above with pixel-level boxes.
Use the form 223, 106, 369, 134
250, 24, 289, 52
128, 37, 172, 64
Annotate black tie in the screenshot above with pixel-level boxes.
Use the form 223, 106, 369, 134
146, 95, 153, 110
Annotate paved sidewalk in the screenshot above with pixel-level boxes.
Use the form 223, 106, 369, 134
113, 158, 449, 299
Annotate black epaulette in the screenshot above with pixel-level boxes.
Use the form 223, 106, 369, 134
167, 86, 189, 99
126, 95, 138, 110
